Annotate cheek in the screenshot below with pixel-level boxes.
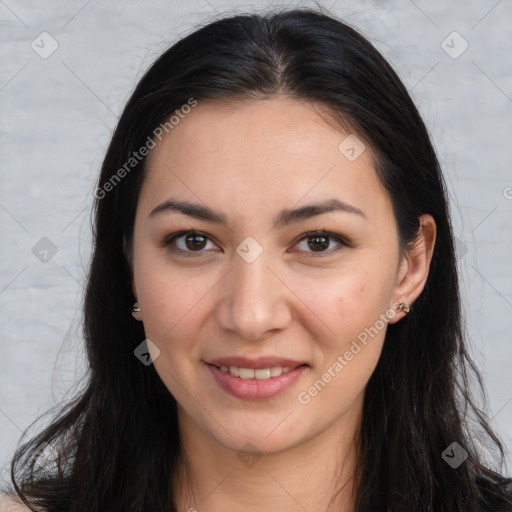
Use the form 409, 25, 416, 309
136, 270, 208, 394
296, 267, 388, 337
135, 260, 220, 357
140, 277, 202, 339
294, 265, 391, 387
297, 278, 388, 412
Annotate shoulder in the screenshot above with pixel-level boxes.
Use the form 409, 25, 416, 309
0, 496, 31, 512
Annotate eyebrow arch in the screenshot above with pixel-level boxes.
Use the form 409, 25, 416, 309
149, 198, 367, 227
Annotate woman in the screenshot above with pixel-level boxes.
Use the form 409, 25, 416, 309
2, 7, 511, 512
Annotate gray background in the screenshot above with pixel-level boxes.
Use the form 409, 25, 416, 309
1, 0, 511, 485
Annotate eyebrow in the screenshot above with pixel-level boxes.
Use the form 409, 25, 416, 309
149, 198, 367, 227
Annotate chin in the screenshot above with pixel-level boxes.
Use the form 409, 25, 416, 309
201, 411, 308, 454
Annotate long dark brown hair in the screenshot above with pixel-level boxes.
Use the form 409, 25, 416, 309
4, 7, 512, 511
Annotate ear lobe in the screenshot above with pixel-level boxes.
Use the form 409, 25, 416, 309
130, 278, 143, 321
131, 300, 143, 321
388, 214, 436, 323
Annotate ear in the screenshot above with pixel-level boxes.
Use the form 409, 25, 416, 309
131, 276, 143, 322
388, 214, 436, 324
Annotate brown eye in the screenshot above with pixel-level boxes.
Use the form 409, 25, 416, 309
184, 233, 207, 251
295, 231, 349, 256
162, 231, 217, 256
307, 234, 329, 252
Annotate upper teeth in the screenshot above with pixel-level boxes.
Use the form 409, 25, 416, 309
219, 366, 293, 379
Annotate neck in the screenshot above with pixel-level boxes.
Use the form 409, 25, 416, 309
172, 398, 363, 512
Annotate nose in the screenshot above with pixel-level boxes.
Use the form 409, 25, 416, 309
215, 251, 292, 341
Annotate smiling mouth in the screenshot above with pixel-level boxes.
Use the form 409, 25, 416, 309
205, 362, 309, 400
211, 364, 307, 380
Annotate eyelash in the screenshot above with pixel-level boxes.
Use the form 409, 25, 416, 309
160, 230, 350, 257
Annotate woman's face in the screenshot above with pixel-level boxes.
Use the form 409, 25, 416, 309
131, 96, 418, 454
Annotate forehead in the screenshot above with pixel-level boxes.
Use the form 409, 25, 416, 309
147, 96, 355, 172
141, 96, 391, 226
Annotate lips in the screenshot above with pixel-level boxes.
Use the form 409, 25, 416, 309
206, 356, 307, 369
204, 356, 310, 399
206, 362, 309, 400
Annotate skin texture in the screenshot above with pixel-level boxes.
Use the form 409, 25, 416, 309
0, 497, 30, 512
130, 96, 436, 511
